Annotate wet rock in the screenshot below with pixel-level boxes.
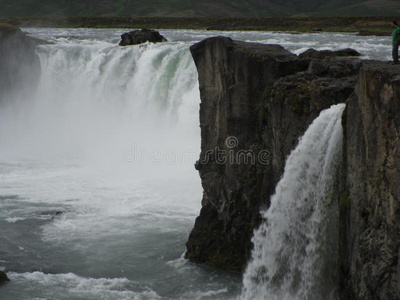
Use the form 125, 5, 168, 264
40, 210, 63, 216
119, 28, 167, 46
298, 48, 361, 59
339, 62, 400, 300
0, 271, 10, 285
40, 210, 64, 219
308, 58, 362, 78
185, 36, 356, 272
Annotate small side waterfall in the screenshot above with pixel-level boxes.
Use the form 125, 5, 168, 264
241, 104, 345, 300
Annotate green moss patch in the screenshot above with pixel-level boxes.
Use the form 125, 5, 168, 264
0, 23, 21, 32
340, 191, 351, 210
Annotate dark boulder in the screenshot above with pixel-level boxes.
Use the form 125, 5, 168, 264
119, 29, 167, 46
299, 48, 361, 59
308, 58, 362, 78
40, 210, 64, 220
0, 271, 10, 285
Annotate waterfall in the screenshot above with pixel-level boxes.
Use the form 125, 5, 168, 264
0, 38, 200, 174
241, 104, 345, 300
0, 31, 210, 299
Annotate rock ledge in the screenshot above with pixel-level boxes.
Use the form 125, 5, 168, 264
119, 28, 167, 46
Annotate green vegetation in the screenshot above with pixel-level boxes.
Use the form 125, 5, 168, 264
0, 23, 21, 32
340, 191, 351, 210
0, 16, 395, 33
0, 0, 399, 18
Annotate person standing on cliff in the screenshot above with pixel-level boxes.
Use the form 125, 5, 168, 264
392, 21, 400, 64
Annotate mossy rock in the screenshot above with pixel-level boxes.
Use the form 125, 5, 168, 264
0, 23, 21, 33
208, 251, 243, 271
340, 191, 351, 211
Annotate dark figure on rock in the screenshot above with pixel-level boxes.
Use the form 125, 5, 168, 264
391, 21, 400, 64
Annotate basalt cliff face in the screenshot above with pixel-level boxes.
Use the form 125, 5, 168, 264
185, 36, 359, 272
340, 63, 400, 299
186, 36, 400, 299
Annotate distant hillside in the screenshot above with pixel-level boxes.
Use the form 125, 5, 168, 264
0, 0, 400, 17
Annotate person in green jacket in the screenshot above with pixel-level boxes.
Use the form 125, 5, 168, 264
392, 21, 400, 64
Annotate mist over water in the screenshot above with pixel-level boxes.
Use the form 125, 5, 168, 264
1, 38, 198, 166
0, 28, 391, 299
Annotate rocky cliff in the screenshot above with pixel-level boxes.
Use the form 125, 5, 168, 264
185, 36, 359, 272
0, 23, 40, 102
339, 62, 400, 299
186, 36, 400, 299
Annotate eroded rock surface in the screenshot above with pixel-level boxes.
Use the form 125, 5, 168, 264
339, 62, 400, 300
299, 47, 361, 59
185, 36, 358, 271
119, 28, 167, 46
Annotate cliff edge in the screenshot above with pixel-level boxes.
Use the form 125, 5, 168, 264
185, 36, 358, 272
340, 62, 400, 299
186, 36, 400, 300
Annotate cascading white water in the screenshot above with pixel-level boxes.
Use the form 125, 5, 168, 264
0, 38, 200, 169
0, 32, 214, 300
241, 104, 345, 300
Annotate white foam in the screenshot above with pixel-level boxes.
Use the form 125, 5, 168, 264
5, 217, 26, 223
8, 271, 160, 300
166, 252, 189, 271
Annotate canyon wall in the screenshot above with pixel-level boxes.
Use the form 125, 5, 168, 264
185, 36, 358, 272
340, 62, 400, 299
186, 36, 400, 299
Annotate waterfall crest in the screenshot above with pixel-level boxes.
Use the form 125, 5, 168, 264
0, 38, 200, 171
241, 104, 345, 300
